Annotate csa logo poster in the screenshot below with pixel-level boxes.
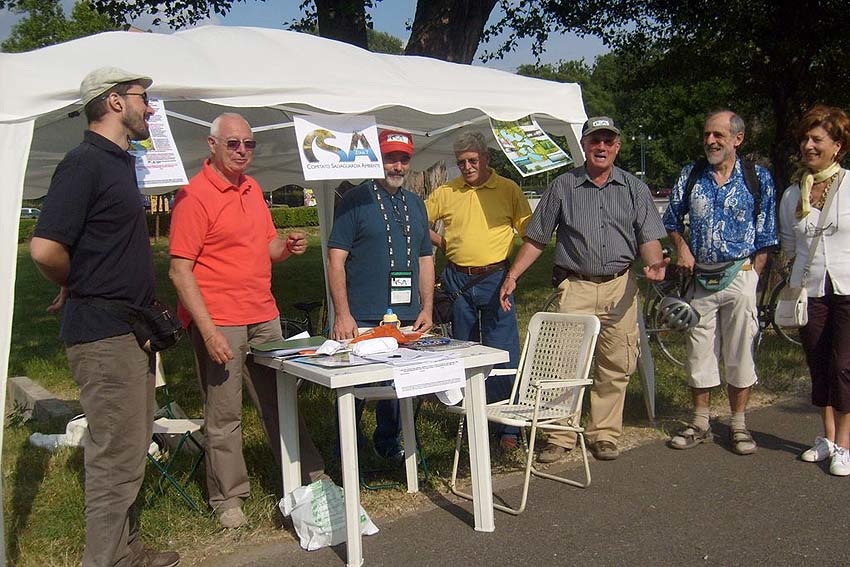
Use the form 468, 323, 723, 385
294, 114, 383, 181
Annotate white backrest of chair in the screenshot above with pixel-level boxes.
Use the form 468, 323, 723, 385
515, 312, 601, 411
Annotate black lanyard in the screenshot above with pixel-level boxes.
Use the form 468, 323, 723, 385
373, 182, 412, 271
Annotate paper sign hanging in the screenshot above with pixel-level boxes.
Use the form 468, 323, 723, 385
392, 358, 466, 399
293, 113, 384, 181
129, 99, 188, 189
490, 115, 573, 177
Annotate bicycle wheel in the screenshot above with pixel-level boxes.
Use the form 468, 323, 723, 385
768, 280, 802, 346
540, 289, 561, 312
280, 316, 309, 339
643, 290, 687, 367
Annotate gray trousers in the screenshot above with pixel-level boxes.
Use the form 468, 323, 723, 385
189, 318, 325, 512
66, 332, 155, 567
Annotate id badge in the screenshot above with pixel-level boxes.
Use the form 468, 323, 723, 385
389, 270, 413, 305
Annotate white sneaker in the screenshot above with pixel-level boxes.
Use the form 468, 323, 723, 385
801, 436, 834, 462
829, 446, 850, 476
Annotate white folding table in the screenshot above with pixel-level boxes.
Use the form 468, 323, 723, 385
256, 343, 508, 566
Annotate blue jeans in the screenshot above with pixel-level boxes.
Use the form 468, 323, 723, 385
335, 319, 402, 456
444, 264, 520, 437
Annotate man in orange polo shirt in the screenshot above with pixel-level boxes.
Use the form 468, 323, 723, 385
169, 112, 324, 529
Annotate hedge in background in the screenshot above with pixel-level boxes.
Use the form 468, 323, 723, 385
269, 206, 318, 228
18, 219, 37, 243
143, 206, 318, 237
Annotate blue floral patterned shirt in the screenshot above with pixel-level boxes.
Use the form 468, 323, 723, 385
663, 158, 778, 263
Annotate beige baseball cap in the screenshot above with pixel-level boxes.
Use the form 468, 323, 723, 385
79, 67, 153, 107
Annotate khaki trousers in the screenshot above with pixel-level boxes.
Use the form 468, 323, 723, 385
189, 318, 325, 512
548, 272, 639, 448
67, 333, 155, 567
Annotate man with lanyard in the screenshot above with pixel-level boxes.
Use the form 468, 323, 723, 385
30, 67, 179, 566
426, 131, 532, 451
328, 129, 434, 462
500, 117, 668, 462
169, 113, 326, 529
663, 110, 778, 455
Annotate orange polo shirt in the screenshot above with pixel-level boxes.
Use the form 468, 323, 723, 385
170, 160, 279, 327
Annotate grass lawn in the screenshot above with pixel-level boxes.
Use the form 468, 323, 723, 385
5, 231, 809, 566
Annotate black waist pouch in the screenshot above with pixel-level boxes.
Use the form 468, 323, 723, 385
87, 298, 182, 352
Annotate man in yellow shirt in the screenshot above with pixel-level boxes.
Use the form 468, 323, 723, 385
426, 131, 532, 449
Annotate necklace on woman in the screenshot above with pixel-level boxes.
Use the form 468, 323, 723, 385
810, 171, 840, 210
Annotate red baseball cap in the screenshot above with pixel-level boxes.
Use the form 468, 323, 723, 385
379, 130, 414, 156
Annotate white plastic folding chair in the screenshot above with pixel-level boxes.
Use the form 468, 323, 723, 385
449, 312, 601, 515
147, 353, 206, 511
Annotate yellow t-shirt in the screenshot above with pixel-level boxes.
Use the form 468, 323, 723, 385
426, 169, 532, 266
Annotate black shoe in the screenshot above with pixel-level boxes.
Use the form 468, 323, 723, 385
374, 444, 405, 465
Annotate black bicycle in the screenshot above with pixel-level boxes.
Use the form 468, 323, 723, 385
279, 300, 325, 338
539, 259, 801, 367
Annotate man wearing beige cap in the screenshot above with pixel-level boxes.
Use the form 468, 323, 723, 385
500, 116, 668, 462
30, 68, 179, 566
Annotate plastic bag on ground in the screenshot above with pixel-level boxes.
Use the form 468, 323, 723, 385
279, 478, 379, 551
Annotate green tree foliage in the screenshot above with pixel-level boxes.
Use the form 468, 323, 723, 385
488, 0, 850, 187
367, 28, 403, 55
1, 0, 116, 52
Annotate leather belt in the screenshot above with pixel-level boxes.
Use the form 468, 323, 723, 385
448, 260, 508, 275
560, 266, 630, 284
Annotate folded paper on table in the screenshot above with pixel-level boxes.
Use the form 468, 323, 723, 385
351, 337, 397, 356
436, 388, 463, 405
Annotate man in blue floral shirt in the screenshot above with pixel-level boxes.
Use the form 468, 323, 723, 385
663, 110, 778, 455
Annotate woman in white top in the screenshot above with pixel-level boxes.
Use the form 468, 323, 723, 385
779, 105, 850, 476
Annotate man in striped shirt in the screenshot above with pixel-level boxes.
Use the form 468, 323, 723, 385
500, 117, 668, 462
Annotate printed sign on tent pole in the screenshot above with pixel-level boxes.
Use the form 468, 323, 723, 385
294, 114, 384, 181
129, 99, 189, 189
490, 115, 573, 177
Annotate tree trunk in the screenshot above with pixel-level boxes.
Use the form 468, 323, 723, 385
405, 0, 498, 63
315, 0, 368, 49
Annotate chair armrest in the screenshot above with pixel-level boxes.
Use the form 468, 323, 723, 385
531, 378, 593, 390
489, 368, 517, 377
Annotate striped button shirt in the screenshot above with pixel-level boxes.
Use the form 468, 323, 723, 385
525, 165, 667, 276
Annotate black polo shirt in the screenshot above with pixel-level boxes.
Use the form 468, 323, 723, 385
34, 130, 155, 344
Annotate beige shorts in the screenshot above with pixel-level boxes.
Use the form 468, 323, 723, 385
685, 268, 759, 389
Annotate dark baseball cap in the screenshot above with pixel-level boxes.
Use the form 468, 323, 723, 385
581, 116, 621, 137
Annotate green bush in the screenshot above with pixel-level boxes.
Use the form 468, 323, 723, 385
18, 219, 36, 243
270, 206, 319, 228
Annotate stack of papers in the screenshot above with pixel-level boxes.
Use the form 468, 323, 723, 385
361, 348, 450, 366
250, 336, 328, 358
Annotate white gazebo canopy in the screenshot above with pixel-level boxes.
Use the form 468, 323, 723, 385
0, 25, 588, 562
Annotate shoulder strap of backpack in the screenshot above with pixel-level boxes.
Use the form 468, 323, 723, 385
681, 157, 708, 216
741, 159, 761, 222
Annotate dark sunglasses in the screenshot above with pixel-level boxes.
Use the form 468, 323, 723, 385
121, 92, 150, 106
217, 138, 257, 151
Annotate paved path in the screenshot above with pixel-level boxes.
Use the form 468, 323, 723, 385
199, 397, 850, 566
